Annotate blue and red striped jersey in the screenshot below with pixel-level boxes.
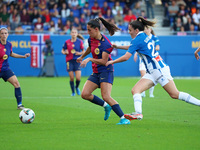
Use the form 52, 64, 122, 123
63, 39, 84, 62
0, 41, 12, 72
88, 34, 113, 73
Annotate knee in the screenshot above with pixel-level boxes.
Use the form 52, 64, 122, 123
169, 93, 179, 99
13, 81, 20, 88
101, 94, 110, 102
81, 92, 90, 100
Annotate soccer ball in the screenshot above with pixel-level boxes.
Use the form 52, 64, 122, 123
19, 108, 35, 124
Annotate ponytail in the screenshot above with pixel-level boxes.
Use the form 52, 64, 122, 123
87, 17, 120, 36
130, 17, 156, 31
77, 33, 84, 40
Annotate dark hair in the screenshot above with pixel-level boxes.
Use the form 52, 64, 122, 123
129, 16, 156, 31
87, 17, 120, 36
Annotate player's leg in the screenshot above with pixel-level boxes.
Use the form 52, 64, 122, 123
100, 82, 130, 125
75, 62, 81, 95
81, 75, 111, 120
125, 78, 154, 121
68, 71, 75, 96
149, 86, 155, 98
7, 75, 24, 109
140, 70, 146, 97
163, 80, 200, 106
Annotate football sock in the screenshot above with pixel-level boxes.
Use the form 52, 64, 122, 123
91, 95, 105, 106
70, 81, 75, 93
178, 92, 200, 106
111, 104, 124, 118
149, 86, 154, 95
76, 80, 80, 88
133, 93, 142, 114
15, 87, 22, 105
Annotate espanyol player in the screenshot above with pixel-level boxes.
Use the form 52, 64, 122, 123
0, 27, 30, 109
107, 17, 200, 121
77, 17, 130, 125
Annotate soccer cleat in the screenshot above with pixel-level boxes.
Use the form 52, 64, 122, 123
124, 112, 143, 121
17, 105, 25, 110
104, 105, 112, 121
149, 94, 154, 98
76, 88, 81, 95
116, 118, 130, 125
71, 93, 76, 96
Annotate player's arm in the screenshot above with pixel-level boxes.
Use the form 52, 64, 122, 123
10, 52, 30, 58
61, 48, 68, 55
194, 47, 200, 60
106, 52, 132, 66
155, 45, 160, 51
112, 44, 130, 50
77, 47, 91, 63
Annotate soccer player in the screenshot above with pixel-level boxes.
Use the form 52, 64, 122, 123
194, 47, 200, 60
0, 27, 30, 109
61, 28, 85, 96
76, 17, 130, 125
106, 17, 200, 121
133, 26, 160, 98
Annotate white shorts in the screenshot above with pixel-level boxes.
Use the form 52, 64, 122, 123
142, 66, 173, 86
139, 58, 146, 71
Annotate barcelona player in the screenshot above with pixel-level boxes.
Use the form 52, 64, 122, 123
61, 28, 85, 96
0, 27, 30, 109
133, 26, 160, 98
107, 17, 200, 121
77, 17, 130, 125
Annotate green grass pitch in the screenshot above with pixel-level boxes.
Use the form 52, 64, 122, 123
0, 77, 200, 150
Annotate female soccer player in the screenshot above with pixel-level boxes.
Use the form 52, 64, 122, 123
76, 17, 130, 125
106, 17, 200, 121
0, 27, 30, 109
133, 26, 160, 98
61, 28, 85, 96
194, 47, 200, 60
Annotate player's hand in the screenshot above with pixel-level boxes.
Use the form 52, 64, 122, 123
65, 50, 69, 54
194, 52, 200, 60
105, 60, 114, 66
75, 52, 81, 55
24, 53, 30, 58
80, 58, 90, 68
112, 44, 118, 49
76, 57, 83, 63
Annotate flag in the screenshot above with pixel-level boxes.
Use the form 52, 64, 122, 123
30, 34, 50, 68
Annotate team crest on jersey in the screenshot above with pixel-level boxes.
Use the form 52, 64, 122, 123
71, 49, 76, 54
95, 48, 100, 55
3, 54, 8, 60
4, 48, 6, 52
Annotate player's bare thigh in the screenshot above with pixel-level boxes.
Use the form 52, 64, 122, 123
7, 75, 20, 88
163, 80, 179, 99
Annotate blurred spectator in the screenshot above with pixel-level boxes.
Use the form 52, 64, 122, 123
177, 26, 187, 36
38, 0, 47, 16
118, 20, 127, 33
141, 10, 147, 19
197, 0, 200, 9
104, 9, 113, 22
20, 8, 31, 25
168, 0, 179, 26
132, 1, 142, 18
56, 18, 64, 32
63, 20, 72, 34
79, 0, 88, 7
15, 24, 24, 35
0, 4, 10, 25
43, 9, 51, 23
34, 17, 43, 32
123, 4, 130, 15
60, 2, 70, 25
188, 24, 197, 35
91, 1, 101, 18
184, 16, 195, 31
8, 4, 14, 14
67, 11, 74, 23
27, 1, 35, 16
68, 0, 79, 8
30, 9, 40, 24
144, 0, 155, 18
82, 2, 89, 14
112, 1, 123, 16
124, 9, 137, 26
85, 9, 92, 23
48, 0, 56, 10
173, 17, 183, 31
101, 1, 111, 16
114, 10, 124, 25
9, 8, 20, 30
50, 3, 60, 18
48, 20, 56, 34
80, 13, 86, 30
176, 0, 186, 7
192, 8, 200, 29
73, 17, 81, 31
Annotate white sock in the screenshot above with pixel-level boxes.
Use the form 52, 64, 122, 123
149, 86, 154, 95
179, 92, 200, 106
103, 102, 108, 107
133, 93, 142, 114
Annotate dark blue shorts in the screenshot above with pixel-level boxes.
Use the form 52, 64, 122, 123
67, 59, 81, 72
88, 71, 114, 87
0, 68, 15, 82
